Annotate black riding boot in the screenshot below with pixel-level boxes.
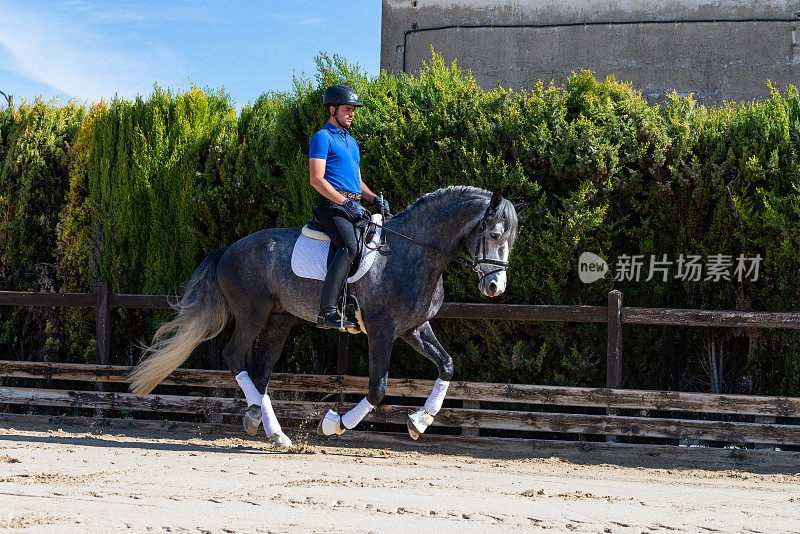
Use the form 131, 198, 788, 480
317, 248, 357, 330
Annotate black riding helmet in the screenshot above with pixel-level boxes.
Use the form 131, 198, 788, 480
323, 85, 362, 108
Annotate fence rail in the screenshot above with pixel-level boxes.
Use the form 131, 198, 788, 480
4, 287, 800, 387
1, 362, 799, 446
2, 361, 799, 417
7, 290, 800, 325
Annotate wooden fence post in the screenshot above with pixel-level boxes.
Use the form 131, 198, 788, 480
95, 280, 110, 374
94, 280, 110, 417
606, 289, 623, 442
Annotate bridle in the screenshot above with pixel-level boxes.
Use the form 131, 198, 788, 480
471, 203, 510, 283
366, 201, 510, 283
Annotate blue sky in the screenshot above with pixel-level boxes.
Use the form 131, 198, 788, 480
0, 0, 381, 108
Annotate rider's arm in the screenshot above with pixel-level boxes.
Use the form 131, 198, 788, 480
358, 169, 379, 203
309, 158, 347, 205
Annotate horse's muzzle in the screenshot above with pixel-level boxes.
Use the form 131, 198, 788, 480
480, 272, 507, 297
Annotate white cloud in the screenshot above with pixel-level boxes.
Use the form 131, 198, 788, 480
268, 13, 324, 26
0, 1, 184, 102
59, 0, 147, 24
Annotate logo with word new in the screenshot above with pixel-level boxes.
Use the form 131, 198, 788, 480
578, 252, 609, 283
578, 252, 762, 284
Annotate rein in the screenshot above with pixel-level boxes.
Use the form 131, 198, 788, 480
365, 203, 509, 281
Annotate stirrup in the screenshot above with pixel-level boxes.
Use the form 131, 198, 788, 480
316, 309, 356, 330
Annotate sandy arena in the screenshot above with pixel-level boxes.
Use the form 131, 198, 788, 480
1, 419, 799, 533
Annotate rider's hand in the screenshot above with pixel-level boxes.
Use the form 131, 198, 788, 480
342, 198, 368, 220
374, 196, 390, 214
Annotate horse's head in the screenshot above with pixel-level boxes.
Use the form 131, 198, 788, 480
465, 190, 522, 297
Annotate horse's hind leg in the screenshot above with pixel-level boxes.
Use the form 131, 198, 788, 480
219, 302, 290, 445
318, 326, 395, 436
400, 321, 453, 440
241, 313, 298, 438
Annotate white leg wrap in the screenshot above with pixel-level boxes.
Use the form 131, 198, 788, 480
424, 378, 450, 416
408, 408, 435, 438
341, 397, 375, 429
235, 371, 262, 407
260, 393, 283, 438
320, 409, 346, 436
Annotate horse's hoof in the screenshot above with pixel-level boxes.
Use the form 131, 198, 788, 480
406, 417, 421, 441
316, 418, 325, 436
407, 408, 434, 440
243, 404, 262, 436
317, 409, 346, 436
270, 431, 292, 448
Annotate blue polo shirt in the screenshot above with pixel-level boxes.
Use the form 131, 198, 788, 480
309, 123, 361, 194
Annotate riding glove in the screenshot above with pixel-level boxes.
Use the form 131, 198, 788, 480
374, 196, 390, 214
342, 198, 368, 220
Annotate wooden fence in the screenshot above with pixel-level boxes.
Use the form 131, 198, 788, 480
0, 361, 800, 445
1, 361, 800, 445
4, 285, 800, 388
2, 286, 800, 446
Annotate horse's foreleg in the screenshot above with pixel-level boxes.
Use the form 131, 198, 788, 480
318, 328, 393, 436
401, 321, 454, 440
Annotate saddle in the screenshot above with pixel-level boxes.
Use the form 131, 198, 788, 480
291, 213, 384, 334
304, 208, 379, 276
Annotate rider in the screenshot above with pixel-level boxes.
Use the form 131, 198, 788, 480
309, 84, 390, 330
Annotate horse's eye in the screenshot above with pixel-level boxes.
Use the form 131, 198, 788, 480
490, 232, 501, 240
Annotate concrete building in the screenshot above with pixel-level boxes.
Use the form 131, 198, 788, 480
380, 0, 800, 104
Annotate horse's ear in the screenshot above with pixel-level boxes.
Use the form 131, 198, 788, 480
490, 190, 503, 210
513, 200, 531, 214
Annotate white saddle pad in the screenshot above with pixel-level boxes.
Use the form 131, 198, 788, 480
291, 226, 382, 283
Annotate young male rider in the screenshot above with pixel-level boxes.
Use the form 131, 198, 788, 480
309, 84, 390, 330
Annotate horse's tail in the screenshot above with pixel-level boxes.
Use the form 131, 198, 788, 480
129, 247, 230, 396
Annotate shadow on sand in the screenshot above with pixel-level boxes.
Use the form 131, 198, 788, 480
1, 413, 799, 476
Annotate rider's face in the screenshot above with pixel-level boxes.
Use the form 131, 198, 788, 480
334, 105, 356, 128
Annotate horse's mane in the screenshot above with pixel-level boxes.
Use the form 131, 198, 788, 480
393, 185, 518, 242
394, 185, 489, 218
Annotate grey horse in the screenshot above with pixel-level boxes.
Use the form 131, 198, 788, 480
129, 186, 521, 447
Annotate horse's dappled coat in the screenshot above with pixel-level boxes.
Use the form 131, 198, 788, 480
129, 186, 521, 447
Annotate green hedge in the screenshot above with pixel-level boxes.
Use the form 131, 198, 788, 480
0, 101, 85, 361
2, 53, 799, 395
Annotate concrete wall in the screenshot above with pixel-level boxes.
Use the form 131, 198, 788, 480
381, 1, 800, 104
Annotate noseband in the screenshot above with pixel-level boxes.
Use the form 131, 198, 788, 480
368, 201, 510, 283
